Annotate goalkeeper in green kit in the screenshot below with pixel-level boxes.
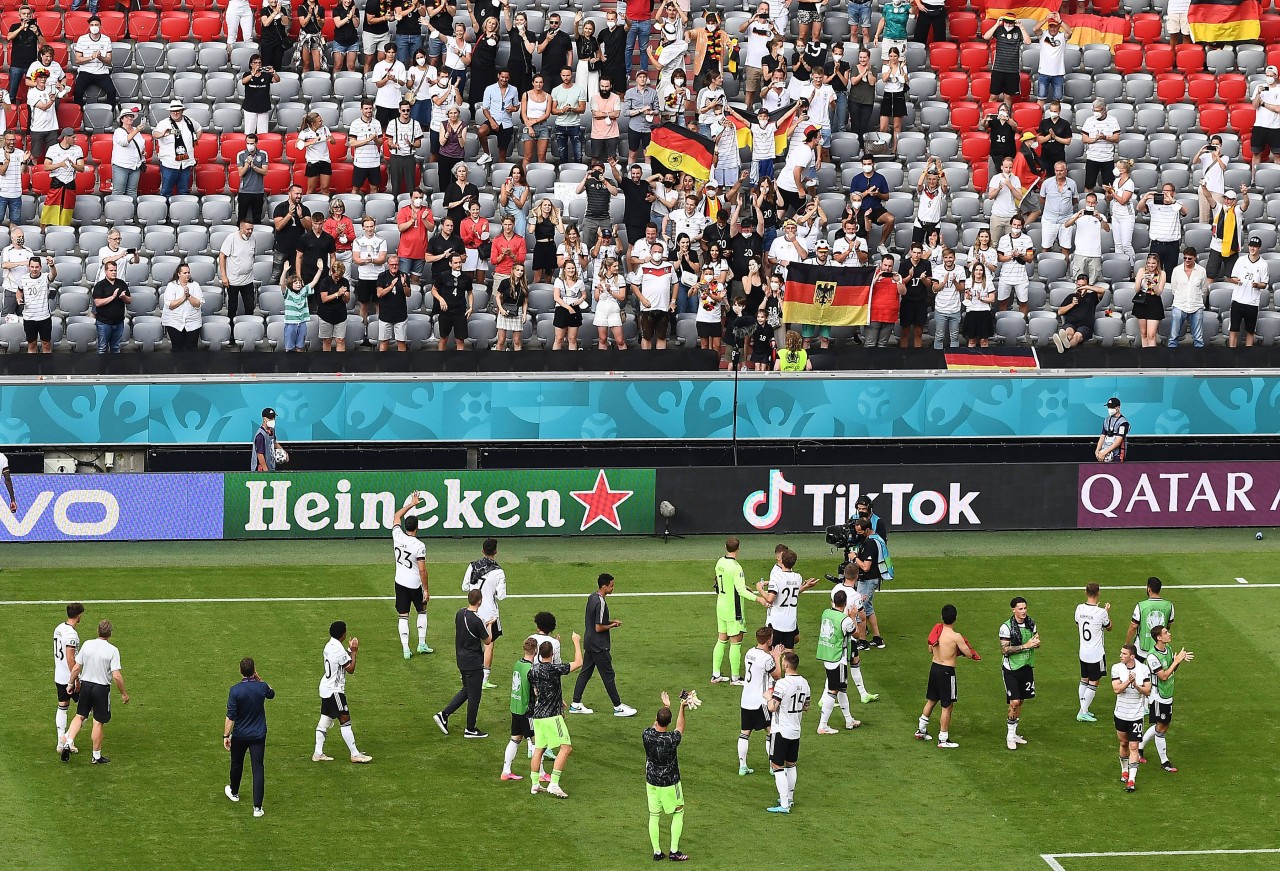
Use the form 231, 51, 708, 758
711, 538, 766, 686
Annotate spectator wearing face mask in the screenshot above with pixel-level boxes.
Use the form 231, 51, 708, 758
985, 15, 1031, 111
1036, 101, 1073, 174
1033, 14, 1070, 105
234, 134, 269, 224
1249, 66, 1280, 184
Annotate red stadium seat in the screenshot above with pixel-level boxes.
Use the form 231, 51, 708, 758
65, 11, 91, 40
1092, 0, 1119, 14
186, 0, 217, 10
98, 11, 126, 40
3, 104, 22, 132
36, 11, 61, 36
195, 165, 227, 195
90, 133, 114, 164
0, 13, 19, 34
327, 132, 348, 163
193, 133, 219, 164
256, 133, 284, 163
1155, 74, 1186, 103
1144, 45, 1174, 75
138, 164, 161, 196
191, 11, 223, 42
127, 11, 160, 41
264, 163, 292, 194
949, 102, 982, 133
56, 103, 83, 130
322, 17, 336, 40
1199, 105, 1228, 136
971, 161, 989, 193
220, 133, 247, 162
1268, 45, 1280, 70
159, 12, 192, 42
25, 0, 54, 10
970, 72, 991, 103
48, 43, 69, 67
950, 12, 979, 42
75, 168, 95, 191
1131, 14, 1163, 44
1113, 44, 1143, 76
1187, 74, 1216, 104
153, 0, 185, 11
944, 0, 966, 13
961, 133, 990, 162
284, 132, 301, 162
1174, 44, 1205, 73
939, 72, 969, 102
228, 170, 240, 194
1262, 14, 1280, 43
1229, 103, 1256, 135
929, 41, 959, 74
97, 164, 113, 194
1012, 102, 1040, 131
292, 163, 307, 188
1218, 75, 1247, 103
960, 43, 989, 72
330, 162, 353, 194
29, 168, 51, 195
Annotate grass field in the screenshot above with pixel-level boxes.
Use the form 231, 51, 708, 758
3, 530, 1279, 871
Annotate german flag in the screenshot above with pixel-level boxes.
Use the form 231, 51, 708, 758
944, 347, 1040, 371
728, 112, 753, 150
782, 263, 873, 328
1188, 0, 1261, 43
982, 0, 1061, 25
1062, 13, 1127, 48
772, 107, 800, 157
646, 124, 715, 181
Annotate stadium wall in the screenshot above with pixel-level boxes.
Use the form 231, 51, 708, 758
3, 463, 1277, 543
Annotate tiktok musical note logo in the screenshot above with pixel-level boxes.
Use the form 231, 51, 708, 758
743, 469, 796, 530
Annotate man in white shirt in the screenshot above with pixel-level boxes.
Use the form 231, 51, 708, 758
71, 15, 117, 109
738, 5, 776, 108
757, 548, 818, 652
313, 620, 372, 763
1, 226, 34, 316
218, 219, 258, 320
17, 254, 58, 353
1249, 66, 1280, 182
0, 132, 27, 226
1062, 191, 1110, 284
802, 69, 836, 165
986, 155, 1022, 244
41, 128, 85, 229
61, 619, 130, 764
95, 228, 139, 284
1207, 186, 1250, 280
995, 215, 1034, 314
1168, 246, 1207, 349
1112, 643, 1151, 793
766, 651, 810, 814
637, 245, 675, 350
463, 537, 507, 687
54, 603, 86, 755
347, 100, 384, 194
1195, 136, 1227, 224
26, 69, 60, 161
392, 492, 432, 660
370, 43, 406, 127
351, 216, 388, 338
1033, 13, 1070, 105
738, 625, 781, 776
153, 100, 202, 198
1228, 236, 1268, 348
551, 67, 587, 164
1080, 99, 1120, 192
696, 74, 726, 138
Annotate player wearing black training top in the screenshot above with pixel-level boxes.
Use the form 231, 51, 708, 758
643, 691, 689, 862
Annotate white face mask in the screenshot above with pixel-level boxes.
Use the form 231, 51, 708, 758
863, 166, 874, 175
1048, 111, 1059, 120
264, 419, 275, 430
245, 144, 257, 152
1011, 228, 1022, 237
412, 197, 423, 208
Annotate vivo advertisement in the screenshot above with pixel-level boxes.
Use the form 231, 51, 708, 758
0, 474, 223, 542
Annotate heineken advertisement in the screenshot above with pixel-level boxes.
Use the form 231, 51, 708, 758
222, 469, 656, 539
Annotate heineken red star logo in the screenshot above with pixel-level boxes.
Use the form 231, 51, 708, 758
570, 470, 634, 532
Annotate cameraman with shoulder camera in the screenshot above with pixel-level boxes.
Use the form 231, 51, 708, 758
851, 517, 888, 650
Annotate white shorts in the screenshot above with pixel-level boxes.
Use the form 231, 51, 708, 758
1166, 12, 1190, 36
1042, 221, 1074, 251
464, 248, 480, 271
595, 296, 622, 328
379, 320, 408, 341
997, 281, 1029, 303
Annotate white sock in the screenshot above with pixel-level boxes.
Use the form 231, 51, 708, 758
849, 666, 867, 696
1120, 756, 1129, 776
398, 616, 410, 653
737, 736, 749, 767
773, 769, 788, 807
818, 693, 835, 729
315, 715, 332, 755
340, 722, 360, 756
1006, 718, 1019, 739
918, 715, 930, 733
836, 691, 852, 723
1128, 761, 1137, 784
939, 730, 949, 743
483, 668, 491, 683
56, 707, 68, 742
1140, 726, 1156, 749
1154, 733, 1168, 764
417, 613, 428, 645
502, 739, 520, 775
1080, 683, 1096, 714
92, 749, 101, 760
785, 766, 797, 803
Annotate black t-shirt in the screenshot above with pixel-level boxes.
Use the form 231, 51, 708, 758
986, 119, 1017, 162
599, 24, 627, 80
273, 201, 307, 254
497, 277, 526, 309
642, 727, 682, 787
297, 231, 336, 283
472, 0, 502, 27
619, 178, 652, 229
757, 198, 779, 231
92, 279, 129, 325
443, 182, 479, 225
376, 269, 411, 322
762, 54, 785, 80
434, 270, 472, 312
528, 661, 572, 719
364, 0, 389, 34
333, 1, 359, 43
794, 45, 827, 82
243, 70, 273, 114
729, 232, 763, 280
750, 322, 774, 351
393, 0, 420, 35
454, 607, 489, 672
541, 31, 574, 76
856, 536, 882, 581
300, 2, 325, 34
583, 177, 612, 221
702, 221, 731, 252
260, 2, 290, 43
825, 60, 851, 94
583, 591, 611, 652
427, 232, 466, 281
316, 275, 351, 324
900, 258, 931, 304
9, 22, 40, 68
1036, 117, 1072, 170
1064, 289, 1101, 328
508, 29, 536, 76
428, 0, 454, 35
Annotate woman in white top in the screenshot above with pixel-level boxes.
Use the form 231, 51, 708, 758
552, 259, 588, 350
877, 47, 908, 149
793, 198, 826, 251
161, 262, 204, 353
961, 261, 996, 347
921, 227, 945, 269
593, 256, 627, 350
405, 51, 437, 131
521, 73, 554, 166
556, 225, 590, 280
967, 227, 998, 278
440, 22, 472, 90
110, 108, 146, 198
295, 112, 334, 195
694, 269, 726, 352
1104, 158, 1137, 259
702, 242, 731, 286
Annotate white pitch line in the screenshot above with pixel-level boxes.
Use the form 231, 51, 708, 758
0, 581, 1277, 607
1040, 857, 1067, 871
1043, 848, 1280, 867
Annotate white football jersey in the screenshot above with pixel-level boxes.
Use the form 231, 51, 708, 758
770, 674, 811, 740
392, 525, 426, 589
740, 647, 776, 710
831, 583, 864, 614
1074, 602, 1110, 663
463, 562, 507, 623
767, 567, 802, 633
527, 633, 562, 664
0, 452, 8, 472
319, 637, 351, 698
1111, 661, 1150, 720
53, 621, 80, 685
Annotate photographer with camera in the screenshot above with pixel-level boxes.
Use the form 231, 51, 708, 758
1062, 191, 1110, 285
153, 102, 202, 199
1195, 136, 1227, 225
1140, 183, 1187, 280
5, 6, 42, 104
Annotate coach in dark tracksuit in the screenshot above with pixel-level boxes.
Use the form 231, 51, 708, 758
224, 657, 275, 816
570, 573, 637, 717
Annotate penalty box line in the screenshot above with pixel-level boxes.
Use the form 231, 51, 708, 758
0, 580, 1275, 607
1042, 848, 1280, 869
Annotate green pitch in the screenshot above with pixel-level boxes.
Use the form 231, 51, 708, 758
3, 530, 1277, 871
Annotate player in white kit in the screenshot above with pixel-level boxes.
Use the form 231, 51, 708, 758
529, 611, 562, 663
738, 626, 781, 776
756, 548, 818, 652
766, 652, 810, 814
314, 621, 373, 764
53, 603, 85, 755
1073, 582, 1111, 722
392, 491, 432, 659
463, 537, 507, 688
1111, 643, 1151, 793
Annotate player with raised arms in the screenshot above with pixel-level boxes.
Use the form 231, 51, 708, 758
392, 492, 432, 660
738, 626, 781, 776
644, 690, 691, 862
766, 651, 810, 814
314, 621, 372, 764
529, 632, 584, 799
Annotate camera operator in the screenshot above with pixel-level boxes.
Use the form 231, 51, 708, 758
850, 517, 890, 650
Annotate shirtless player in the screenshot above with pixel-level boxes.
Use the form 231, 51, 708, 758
915, 604, 980, 749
